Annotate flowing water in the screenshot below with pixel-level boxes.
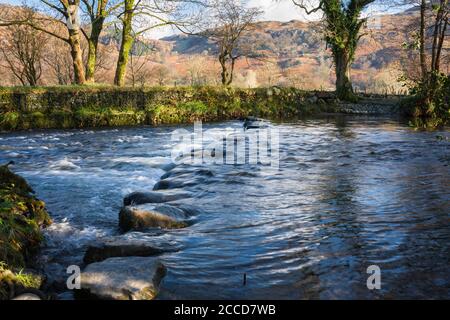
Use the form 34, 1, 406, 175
0, 115, 449, 299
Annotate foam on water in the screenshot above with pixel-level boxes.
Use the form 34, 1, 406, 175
110, 156, 172, 168
49, 158, 81, 171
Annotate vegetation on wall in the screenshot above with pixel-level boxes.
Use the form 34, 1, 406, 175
0, 86, 335, 131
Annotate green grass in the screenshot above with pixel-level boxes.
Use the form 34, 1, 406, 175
0, 262, 43, 299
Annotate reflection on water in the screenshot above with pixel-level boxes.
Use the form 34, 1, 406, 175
0, 115, 449, 299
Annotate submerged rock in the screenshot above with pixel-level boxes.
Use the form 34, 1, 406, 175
79, 256, 166, 300
161, 168, 214, 180
243, 117, 270, 130
153, 177, 209, 191
123, 191, 191, 206
84, 237, 171, 264
119, 204, 189, 232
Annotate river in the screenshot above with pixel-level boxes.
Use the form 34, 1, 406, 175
0, 115, 449, 299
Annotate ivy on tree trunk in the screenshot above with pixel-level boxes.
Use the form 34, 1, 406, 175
83, 0, 109, 83
114, 0, 134, 87
293, 0, 374, 101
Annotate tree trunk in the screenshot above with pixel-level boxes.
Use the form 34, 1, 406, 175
85, 21, 104, 83
85, 38, 97, 83
435, 19, 448, 73
68, 28, 86, 85
219, 54, 228, 85
85, 0, 107, 83
114, 0, 134, 87
227, 56, 237, 86
419, 0, 427, 80
334, 47, 353, 100
431, 1, 446, 74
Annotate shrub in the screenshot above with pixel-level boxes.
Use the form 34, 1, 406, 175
0, 112, 20, 130
402, 74, 450, 129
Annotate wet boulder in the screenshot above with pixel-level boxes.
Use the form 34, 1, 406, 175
78, 256, 166, 300
243, 117, 270, 130
152, 178, 206, 191
119, 204, 189, 232
83, 238, 168, 264
160, 168, 214, 180
124, 191, 191, 206
152, 179, 185, 190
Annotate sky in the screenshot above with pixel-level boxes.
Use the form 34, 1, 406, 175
1, 0, 412, 39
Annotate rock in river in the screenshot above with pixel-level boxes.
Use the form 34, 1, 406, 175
119, 204, 189, 232
123, 191, 191, 206
83, 232, 180, 264
243, 117, 270, 130
83, 236, 175, 264
79, 256, 166, 300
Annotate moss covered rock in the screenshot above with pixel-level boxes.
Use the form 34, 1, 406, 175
0, 164, 51, 299
119, 204, 189, 232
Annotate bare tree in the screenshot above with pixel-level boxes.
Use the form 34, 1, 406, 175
152, 64, 170, 86
127, 40, 154, 87
203, 0, 261, 86
0, 11, 47, 86
389, 0, 448, 78
43, 40, 75, 85
398, 0, 448, 81
186, 55, 207, 85
430, 0, 448, 77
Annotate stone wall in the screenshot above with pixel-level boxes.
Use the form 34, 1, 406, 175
0, 86, 337, 131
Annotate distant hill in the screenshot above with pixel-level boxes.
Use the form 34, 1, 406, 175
160, 10, 419, 71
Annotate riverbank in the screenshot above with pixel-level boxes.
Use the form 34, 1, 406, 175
0, 86, 402, 131
0, 164, 52, 300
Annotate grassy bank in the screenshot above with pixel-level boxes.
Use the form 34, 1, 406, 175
0, 164, 51, 299
0, 86, 337, 131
